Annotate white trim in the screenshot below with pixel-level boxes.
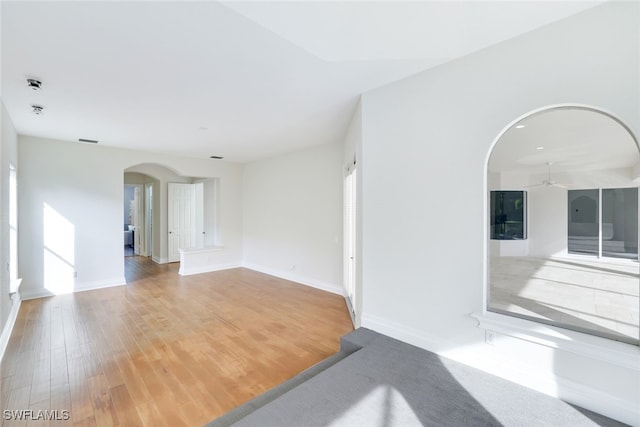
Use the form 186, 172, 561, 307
344, 296, 357, 328
362, 313, 639, 426
152, 256, 169, 264
179, 246, 224, 255
18, 278, 127, 300
74, 277, 127, 293
362, 313, 449, 351
9, 278, 22, 295
179, 262, 242, 276
243, 262, 345, 296
471, 311, 640, 371
18, 289, 56, 300
0, 293, 22, 363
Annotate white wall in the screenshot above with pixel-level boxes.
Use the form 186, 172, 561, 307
0, 101, 18, 336
359, 2, 638, 424
18, 136, 243, 299
243, 143, 344, 295
527, 186, 568, 258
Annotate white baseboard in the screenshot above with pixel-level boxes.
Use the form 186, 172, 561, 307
243, 263, 345, 296
361, 313, 639, 426
19, 288, 55, 300
74, 277, 127, 293
152, 256, 169, 264
18, 278, 126, 300
0, 293, 22, 363
362, 313, 449, 353
179, 262, 242, 276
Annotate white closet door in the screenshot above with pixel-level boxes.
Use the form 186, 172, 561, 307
168, 183, 197, 262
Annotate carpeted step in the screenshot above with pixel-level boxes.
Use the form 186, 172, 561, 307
205, 328, 628, 427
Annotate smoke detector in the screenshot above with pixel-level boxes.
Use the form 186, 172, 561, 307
31, 105, 44, 115
27, 78, 42, 90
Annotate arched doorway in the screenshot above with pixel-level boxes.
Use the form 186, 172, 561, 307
486, 105, 640, 344
124, 163, 220, 281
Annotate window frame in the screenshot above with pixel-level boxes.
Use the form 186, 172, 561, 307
490, 190, 527, 241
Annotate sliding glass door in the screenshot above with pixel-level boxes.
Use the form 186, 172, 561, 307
602, 188, 638, 259
568, 187, 638, 260
568, 189, 599, 256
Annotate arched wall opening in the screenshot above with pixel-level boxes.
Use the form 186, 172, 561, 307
124, 163, 219, 266
485, 105, 640, 345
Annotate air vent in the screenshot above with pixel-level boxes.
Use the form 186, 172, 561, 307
31, 105, 44, 115
209, 156, 224, 159
78, 138, 98, 144
27, 79, 42, 90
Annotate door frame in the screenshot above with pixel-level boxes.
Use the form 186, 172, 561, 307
344, 159, 358, 324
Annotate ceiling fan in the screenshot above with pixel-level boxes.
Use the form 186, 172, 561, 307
525, 162, 571, 189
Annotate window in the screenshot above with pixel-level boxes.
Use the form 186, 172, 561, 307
490, 191, 526, 240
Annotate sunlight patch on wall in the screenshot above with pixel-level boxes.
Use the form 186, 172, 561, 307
43, 203, 75, 294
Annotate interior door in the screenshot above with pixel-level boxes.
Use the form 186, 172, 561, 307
168, 183, 197, 262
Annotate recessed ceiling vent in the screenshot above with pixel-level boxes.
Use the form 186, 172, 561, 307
31, 105, 44, 115
79, 138, 98, 144
209, 156, 224, 159
27, 79, 42, 90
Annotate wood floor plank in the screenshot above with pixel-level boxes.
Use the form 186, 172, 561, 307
133, 401, 167, 427
86, 374, 118, 427
2, 384, 30, 427
3, 258, 353, 426
49, 382, 72, 427
108, 384, 142, 426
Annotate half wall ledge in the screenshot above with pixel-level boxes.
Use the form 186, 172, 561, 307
471, 311, 639, 370
178, 246, 230, 276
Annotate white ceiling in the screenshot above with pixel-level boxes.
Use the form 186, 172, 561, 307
489, 108, 639, 175
1, 1, 603, 163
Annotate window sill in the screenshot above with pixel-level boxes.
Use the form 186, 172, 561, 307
471, 311, 639, 371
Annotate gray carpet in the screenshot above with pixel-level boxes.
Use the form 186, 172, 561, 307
206, 328, 627, 427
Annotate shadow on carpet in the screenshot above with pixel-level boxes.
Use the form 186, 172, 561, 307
206, 328, 628, 427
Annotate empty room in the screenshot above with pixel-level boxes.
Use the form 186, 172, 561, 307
0, 1, 638, 426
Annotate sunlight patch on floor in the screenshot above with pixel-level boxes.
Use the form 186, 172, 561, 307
327, 385, 421, 427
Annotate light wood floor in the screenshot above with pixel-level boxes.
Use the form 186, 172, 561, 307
0, 257, 354, 426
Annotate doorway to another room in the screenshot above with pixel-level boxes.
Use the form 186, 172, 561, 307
123, 164, 220, 283
487, 106, 640, 345
124, 184, 145, 257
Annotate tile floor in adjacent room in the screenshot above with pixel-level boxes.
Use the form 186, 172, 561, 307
490, 256, 639, 342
